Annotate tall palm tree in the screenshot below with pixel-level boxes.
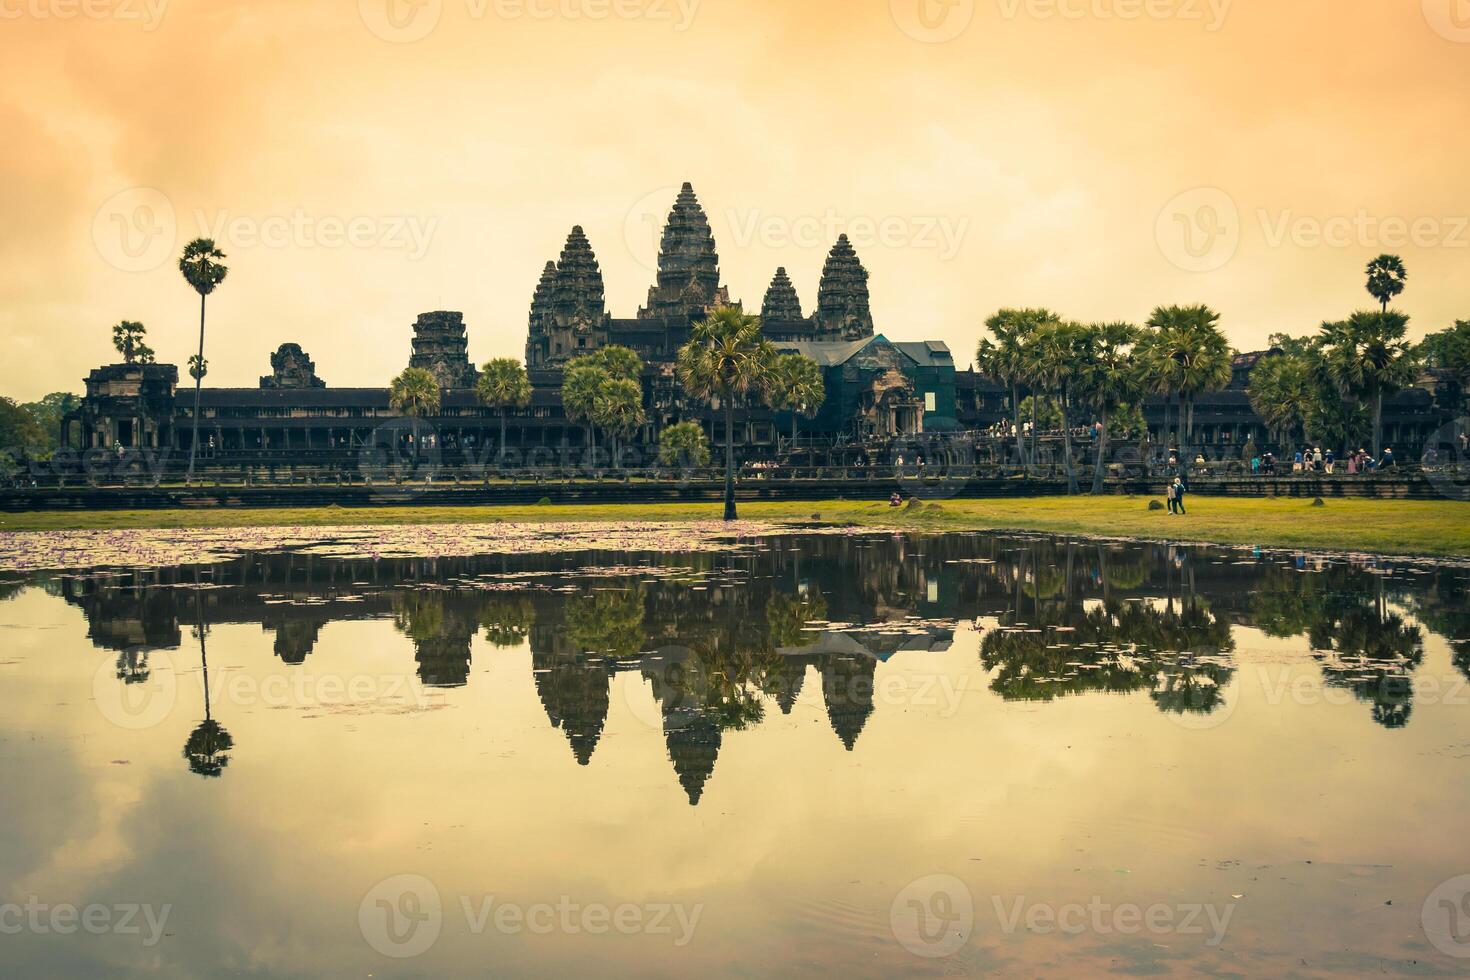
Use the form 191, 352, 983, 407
389, 366, 441, 466
184, 591, 232, 778
1247, 351, 1315, 449
1323, 310, 1419, 457
179, 239, 228, 480
1365, 254, 1407, 313
1145, 305, 1233, 471
1076, 321, 1142, 494
978, 308, 1052, 466
592, 376, 646, 463
561, 359, 605, 454
475, 358, 532, 461
1028, 319, 1089, 494
768, 353, 826, 443
676, 306, 775, 521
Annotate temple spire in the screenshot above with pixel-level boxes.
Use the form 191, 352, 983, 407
760, 267, 803, 322
815, 234, 874, 341
639, 182, 731, 320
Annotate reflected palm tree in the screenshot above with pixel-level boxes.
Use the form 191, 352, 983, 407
393, 591, 475, 688
481, 597, 535, 648
183, 593, 232, 778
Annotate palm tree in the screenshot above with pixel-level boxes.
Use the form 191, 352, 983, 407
676, 306, 775, 521
188, 355, 208, 382
592, 376, 646, 464
977, 309, 1052, 466
1365, 254, 1407, 313
658, 420, 711, 467
389, 366, 441, 466
475, 358, 532, 461
768, 353, 826, 443
178, 239, 228, 481
1247, 352, 1315, 449
111, 321, 155, 364
1028, 319, 1089, 494
1322, 310, 1419, 457
561, 359, 604, 455
1144, 305, 1233, 472
1076, 321, 1141, 494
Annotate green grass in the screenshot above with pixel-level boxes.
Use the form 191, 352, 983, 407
2, 496, 1468, 557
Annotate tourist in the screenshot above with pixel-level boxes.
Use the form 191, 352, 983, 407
1293, 449, 1304, 472
1251, 454, 1261, 474
1172, 477, 1188, 514
889, 491, 902, 507
1312, 447, 1323, 470
1380, 447, 1395, 468
1166, 480, 1178, 514
1325, 448, 1335, 474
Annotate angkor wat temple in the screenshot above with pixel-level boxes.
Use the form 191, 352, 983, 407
60, 183, 1461, 465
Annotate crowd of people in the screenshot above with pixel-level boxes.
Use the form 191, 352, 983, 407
1247, 446, 1395, 475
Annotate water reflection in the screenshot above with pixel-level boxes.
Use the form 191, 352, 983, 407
34, 533, 1470, 803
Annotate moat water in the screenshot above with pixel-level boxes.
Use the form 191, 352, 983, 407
2, 528, 1469, 977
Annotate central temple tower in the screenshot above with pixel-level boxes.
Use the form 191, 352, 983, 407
637, 182, 731, 321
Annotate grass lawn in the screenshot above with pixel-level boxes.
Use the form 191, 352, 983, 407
2, 496, 1468, 558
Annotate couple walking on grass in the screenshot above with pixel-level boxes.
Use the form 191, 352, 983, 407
1166, 477, 1188, 515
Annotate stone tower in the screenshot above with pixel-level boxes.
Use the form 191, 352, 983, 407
525, 261, 558, 367
638, 182, 731, 321
409, 312, 477, 389
760, 267, 804, 322
815, 235, 875, 341
530, 226, 609, 367
260, 343, 325, 389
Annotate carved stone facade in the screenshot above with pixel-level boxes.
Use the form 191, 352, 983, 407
638, 182, 731, 321
527, 226, 610, 367
409, 311, 478, 389
260, 343, 325, 390
815, 234, 875, 341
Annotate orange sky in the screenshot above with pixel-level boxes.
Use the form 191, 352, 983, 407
1, 0, 1466, 399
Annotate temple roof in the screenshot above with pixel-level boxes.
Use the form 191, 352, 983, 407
815, 234, 874, 340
